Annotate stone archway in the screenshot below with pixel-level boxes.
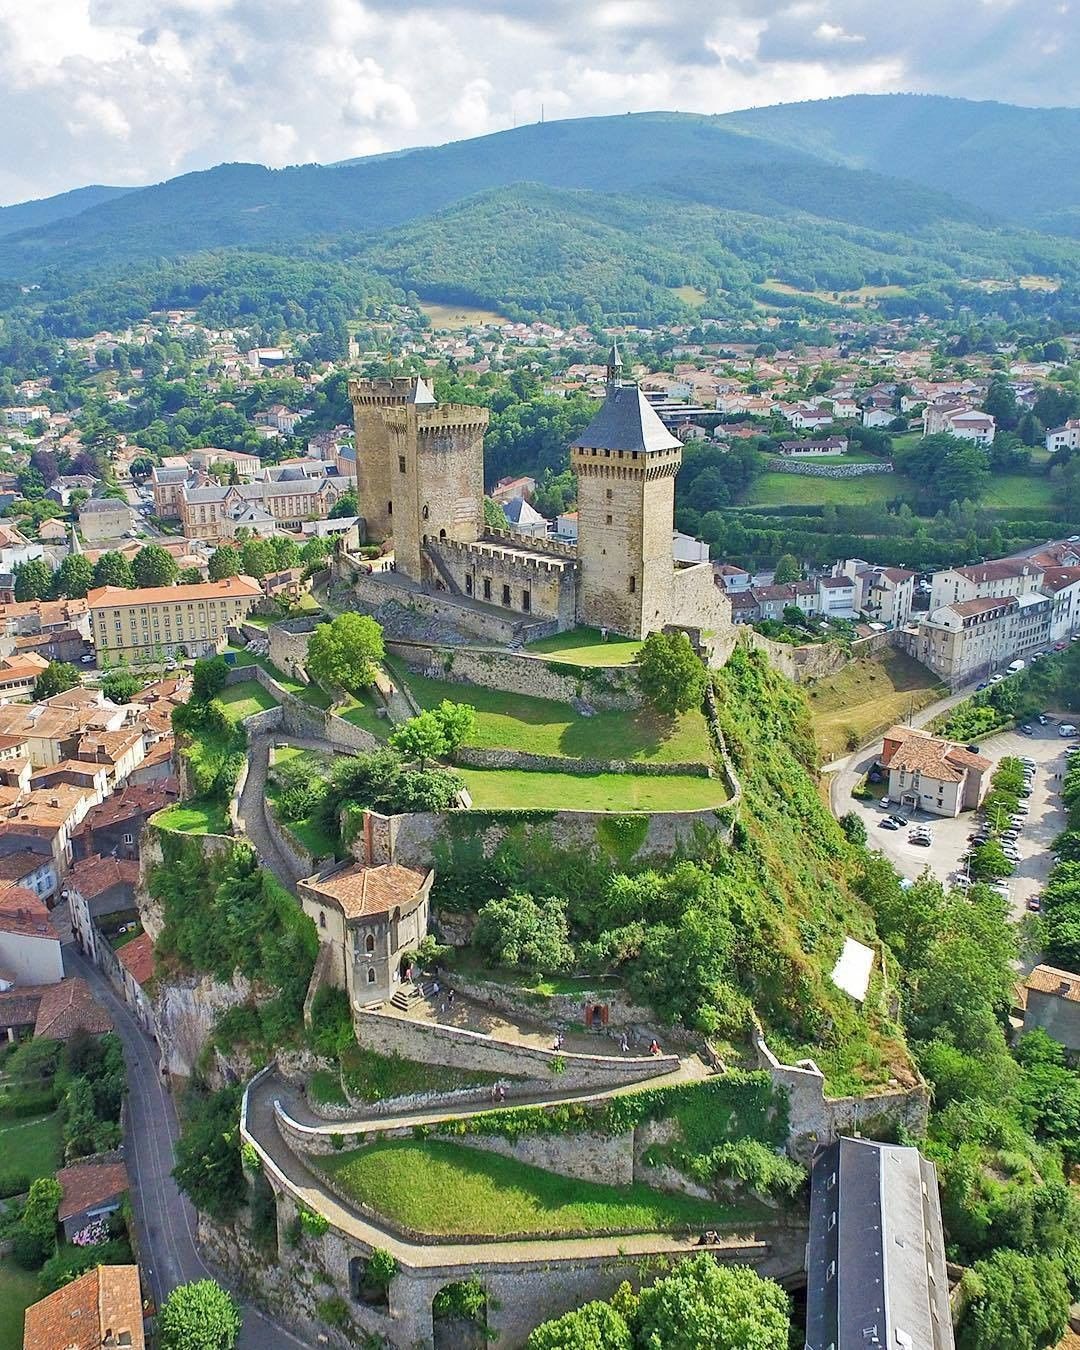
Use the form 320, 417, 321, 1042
432, 1279, 488, 1350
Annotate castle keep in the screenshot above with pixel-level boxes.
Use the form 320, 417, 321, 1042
347, 350, 732, 642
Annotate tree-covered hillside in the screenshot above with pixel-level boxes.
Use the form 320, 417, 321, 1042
720, 94, 1080, 235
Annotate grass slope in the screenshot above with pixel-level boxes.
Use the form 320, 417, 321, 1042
0, 1260, 39, 1350
153, 799, 231, 835
524, 627, 643, 666
318, 1139, 756, 1238
808, 650, 946, 761
460, 767, 728, 812
0, 1112, 62, 1181
393, 663, 711, 763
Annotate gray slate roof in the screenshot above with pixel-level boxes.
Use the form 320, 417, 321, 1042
806, 1136, 954, 1350
571, 384, 682, 455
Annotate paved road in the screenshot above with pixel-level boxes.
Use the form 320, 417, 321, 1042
62, 945, 306, 1350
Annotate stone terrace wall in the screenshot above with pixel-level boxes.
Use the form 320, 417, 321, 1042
276, 1101, 636, 1186
226, 660, 384, 754
352, 1007, 679, 1090
454, 747, 712, 777
753, 1030, 928, 1163
767, 458, 894, 478
356, 803, 733, 872
387, 639, 642, 711
267, 619, 320, 678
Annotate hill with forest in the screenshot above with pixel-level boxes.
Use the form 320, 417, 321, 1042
3, 97, 1080, 333
0, 184, 135, 239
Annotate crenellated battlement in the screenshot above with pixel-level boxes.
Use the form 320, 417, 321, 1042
348, 376, 425, 405
430, 534, 578, 576
384, 403, 490, 436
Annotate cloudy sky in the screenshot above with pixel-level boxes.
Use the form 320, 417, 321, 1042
1, 0, 1076, 205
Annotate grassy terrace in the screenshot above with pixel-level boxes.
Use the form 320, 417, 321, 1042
743, 467, 1059, 512
524, 627, 643, 666
339, 1046, 506, 1102
217, 680, 279, 722
0, 1260, 38, 1350
318, 1139, 753, 1238
230, 646, 387, 734
154, 798, 231, 835
393, 663, 711, 764
0, 1112, 62, 1182
808, 650, 946, 761
459, 767, 727, 812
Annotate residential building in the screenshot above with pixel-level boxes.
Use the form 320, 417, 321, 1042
555, 510, 578, 542
66, 855, 140, 963
0, 784, 98, 879
56, 1161, 129, 1240
114, 931, 155, 1032
502, 497, 552, 539
0, 846, 57, 903
881, 725, 991, 817
1039, 565, 1080, 641
31, 976, 112, 1040
1, 405, 48, 427
151, 465, 198, 519
922, 400, 996, 444
805, 1136, 953, 1350
777, 437, 847, 457
77, 497, 134, 543
929, 559, 1045, 612
187, 446, 262, 477
22, 1262, 144, 1350
1045, 418, 1080, 453
835, 560, 915, 629
1021, 965, 1080, 1053
178, 475, 349, 541
0, 653, 49, 702
299, 861, 434, 1008
916, 592, 1052, 685
712, 563, 751, 593
817, 574, 858, 618
88, 575, 262, 663
0, 887, 63, 985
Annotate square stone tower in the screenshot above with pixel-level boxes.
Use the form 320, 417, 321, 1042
382, 401, 489, 583
348, 376, 436, 544
570, 346, 683, 638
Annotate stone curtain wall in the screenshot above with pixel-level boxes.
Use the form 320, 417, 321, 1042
767, 459, 895, 478
386, 639, 643, 711
454, 747, 713, 777
352, 1007, 680, 1088
752, 1029, 929, 1163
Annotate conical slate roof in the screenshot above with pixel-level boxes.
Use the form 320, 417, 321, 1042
408, 377, 436, 405
571, 384, 682, 454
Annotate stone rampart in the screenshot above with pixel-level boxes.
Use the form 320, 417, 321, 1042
766, 458, 894, 478
385, 639, 642, 711
276, 1101, 635, 1186
267, 619, 320, 677
352, 1007, 680, 1089
334, 560, 527, 644
454, 747, 712, 777
753, 1029, 928, 1163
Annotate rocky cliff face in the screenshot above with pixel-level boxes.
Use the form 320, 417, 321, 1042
153, 971, 253, 1077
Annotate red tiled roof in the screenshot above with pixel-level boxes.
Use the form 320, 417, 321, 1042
56, 1162, 129, 1222
66, 855, 139, 901
116, 932, 153, 987
303, 863, 430, 920
0, 887, 54, 939
33, 978, 112, 1040
22, 1263, 144, 1350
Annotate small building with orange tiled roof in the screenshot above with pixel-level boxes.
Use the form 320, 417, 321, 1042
881, 724, 991, 817
298, 861, 433, 1007
56, 1161, 129, 1239
22, 1262, 144, 1349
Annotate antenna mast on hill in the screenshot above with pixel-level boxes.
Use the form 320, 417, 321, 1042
541, 103, 545, 124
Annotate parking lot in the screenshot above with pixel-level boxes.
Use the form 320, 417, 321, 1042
842, 722, 1073, 920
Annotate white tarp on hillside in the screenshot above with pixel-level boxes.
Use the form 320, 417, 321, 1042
831, 937, 875, 1003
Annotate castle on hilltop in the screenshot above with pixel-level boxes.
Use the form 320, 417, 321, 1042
346, 347, 732, 642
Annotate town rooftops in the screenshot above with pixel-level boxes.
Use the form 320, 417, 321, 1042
946, 595, 1018, 618
953, 559, 1037, 583
78, 497, 128, 514
56, 1161, 129, 1223
22, 1262, 144, 1350
303, 861, 431, 921
882, 725, 991, 780
1039, 566, 1080, 593
1025, 964, 1080, 1003
71, 781, 176, 837
33, 977, 112, 1039
87, 575, 262, 608
0, 849, 49, 882
0, 887, 54, 939
66, 855, 140, 900
571, 383, 682, 455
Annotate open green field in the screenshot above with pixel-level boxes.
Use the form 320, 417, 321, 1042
229, 649, 332, 708
153, 799, 231, 835
318, 1139, 749, 1238
977, 474, 1058, 511
670, 285, 707, 307
460, 767, 728, 811
742, 471, 908, 508
0, 1260, 38, 1350
764, 452, 881, 467
393, 665, 711, 764
524, 627, 643, 666
217, 680, 279, 722
419, 301, 507, 329
0, 1112, 62, 1182
807, 650, 946, 761
336, 691, 388, 737
267, 748, 340, 858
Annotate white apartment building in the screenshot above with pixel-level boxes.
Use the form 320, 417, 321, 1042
929, 560, 1045, 612
1046, 419, 1080, 453
915, 592, 1051, 686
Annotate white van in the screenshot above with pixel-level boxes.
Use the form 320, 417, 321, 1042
1060, 724, 1078, 737
1007, 659, 1025, 674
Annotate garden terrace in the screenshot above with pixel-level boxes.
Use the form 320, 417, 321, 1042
522, 627, 644, 666
458, 767, 729, 811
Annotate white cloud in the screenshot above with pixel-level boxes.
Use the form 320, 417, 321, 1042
0, 0, 1077, 204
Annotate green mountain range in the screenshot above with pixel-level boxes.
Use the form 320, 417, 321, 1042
3, 95, 1080, 332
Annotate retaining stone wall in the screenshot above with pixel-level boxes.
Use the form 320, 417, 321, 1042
334, 561, 527, 644
386, 639, 642, 711
352, 1007, 679, 1090
753, 1029, 928, 1163
455, 747, 712, 777
767, 458, 894, 478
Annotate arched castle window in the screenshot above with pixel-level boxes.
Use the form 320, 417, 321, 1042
367, 968, 376, 983
422, 505, 429, 520
365, 933, 375, 954
439, 529, 447, 539
319, 911, 326, 930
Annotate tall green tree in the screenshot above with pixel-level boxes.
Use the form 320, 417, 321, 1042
634, 1256, 790, 1350
239, 537, 276, 580
13, 558, 52, 601
637, 631, 707, 715
52, 552, 94, 599
306, 613, 384, 693
772, 554, 801, 584
390, 710, 448, 769
92, 550, 135, 589
958, 1249, 1068, 1350
208, 545, 242, 581
159, 1278, 242, 1350
33, 661, 81, 700
133, 543, 178, 587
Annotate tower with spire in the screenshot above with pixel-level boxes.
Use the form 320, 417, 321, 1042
569, 348, 683, 639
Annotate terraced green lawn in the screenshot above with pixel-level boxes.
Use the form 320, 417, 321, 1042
0, 1112, 62, 1182
339, 1047, 506, 1102
393, 665, 711, 764
742, 472, 911, 507
318, 1139, 749, 1238
217, 680, 279, 722
459, 767, 728, 812
336, 692, 388, 738
524, 627, 643, 666
153, 799, 231, 835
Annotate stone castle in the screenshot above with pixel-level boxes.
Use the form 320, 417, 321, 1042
347, 347, 732, 641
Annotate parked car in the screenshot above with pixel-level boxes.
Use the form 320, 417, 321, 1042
880, 819, 901, 831
911, 835, 933, 847
1019, 725, 1034, 736
988, 673, 1004, 685
976, 682, 989, 691
1059, 724, 1078, 737
1020, 788, 1033, 798
879, 797, 894, 808
1027, 896, 1041, 911
889, 815, 908, 827
1038, 715, 1051, 725
967, 744, 981, 754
